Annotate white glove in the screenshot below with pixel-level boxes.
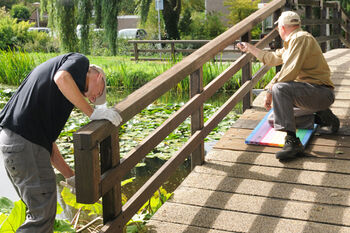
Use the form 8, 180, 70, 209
60, 175, 76, 194
90, 107, 122, 127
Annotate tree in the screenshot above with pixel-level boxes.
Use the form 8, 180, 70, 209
11, 4, 30, 21
78, 0, 92, 54
0, 0, 17, 10
56, 0, 79, 52
138, 0, 181, 40
93, 0, 102, 28
163, 0, 181, 39
102, 0, 119, 55
224, 0, 258, 25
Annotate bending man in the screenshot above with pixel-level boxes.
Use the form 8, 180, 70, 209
0, 53, 122, 232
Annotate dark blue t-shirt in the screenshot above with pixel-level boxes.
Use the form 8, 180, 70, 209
0, 53, 89, 153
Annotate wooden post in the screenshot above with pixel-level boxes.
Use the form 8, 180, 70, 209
190, 68, 204, 170
320, 7, 327, 52
133, 43, 139, 61
241, 32, 251, 112
346, 18, 350, 42
171, 42, 175, 61
100, 127, 121, 224
274, 10, 282, 73
74, 144, 100, 203
305, 5, 312, 33
332, 7, 341, 48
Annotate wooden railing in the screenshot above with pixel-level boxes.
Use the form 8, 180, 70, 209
128, 39, 260, 61
73, 0, 350, 232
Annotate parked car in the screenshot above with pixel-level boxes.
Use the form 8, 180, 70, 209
28, 27, 51, 34
118, 28, 147, 39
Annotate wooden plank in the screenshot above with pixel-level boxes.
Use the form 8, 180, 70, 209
150, 202, 350, 233
169, 186, 350, 226
194, 160, 350, 189
241, 31, 252, 111
190, 68, 205, 168
147, 220, 229, 233
100, 128, 121, 223
74, 121, 116, 150
205, 149, 350, 174
214, 135, 350, 158
74, 146, 101, 204
182, 171, 350, 206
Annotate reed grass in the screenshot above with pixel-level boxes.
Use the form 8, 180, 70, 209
0, 50, 275, 92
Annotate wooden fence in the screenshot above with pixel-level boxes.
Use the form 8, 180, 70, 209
128, 39, 259, 62
73, 0, 350, 232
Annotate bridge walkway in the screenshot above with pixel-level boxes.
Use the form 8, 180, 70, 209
147, 48, 350, 233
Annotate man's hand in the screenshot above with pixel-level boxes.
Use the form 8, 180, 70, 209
90, 107, 122, 127
264, 92, 273, 111
237, 42, 249, 52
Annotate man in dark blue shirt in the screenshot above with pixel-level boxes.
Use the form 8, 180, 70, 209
0, 53, 121, 232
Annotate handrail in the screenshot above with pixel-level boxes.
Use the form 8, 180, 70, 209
73, 0, 350, 232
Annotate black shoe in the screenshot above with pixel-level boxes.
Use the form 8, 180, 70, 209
276, 135, 304, 161
315, 108, 340, 133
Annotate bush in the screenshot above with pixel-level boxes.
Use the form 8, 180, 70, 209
23, 31, 60, 53
181, 11, 227, 40
0, 7, 33, 50
10, 4, 30, 21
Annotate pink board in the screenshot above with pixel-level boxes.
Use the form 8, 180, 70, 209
245, 110, 317, 148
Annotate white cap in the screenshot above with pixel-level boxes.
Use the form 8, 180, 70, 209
89, 64, 106, 105
276, 11, 301, 27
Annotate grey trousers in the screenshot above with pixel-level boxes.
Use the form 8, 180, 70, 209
0, 128, 56, 233
270, 82, 335, 132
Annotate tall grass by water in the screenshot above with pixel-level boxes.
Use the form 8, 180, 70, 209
0, 50, 275, 92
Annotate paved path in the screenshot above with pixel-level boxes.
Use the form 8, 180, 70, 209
147, 49, 350, 233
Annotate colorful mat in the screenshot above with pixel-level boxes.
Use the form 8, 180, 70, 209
245, 110, 317, 148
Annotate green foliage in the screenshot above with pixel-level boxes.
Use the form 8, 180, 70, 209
53, 220, 75, 232
10, 4, 30, 21
119, 0, 136, 15
0, 0, 17, 10
0, 7, 34, 50
93, 0, 102, 28
137, 0, 152, 23
23, 30, 60, 53
0, 197, 14, 215
78, 0, 92, 54
182, 0, 205, 12
0, 49, 52, 85
56, 0, 78, 52
224, 0, 259, 25
11, 5, 30, 21
181, 11, 226, 40
0, 199, 26, 232
102, 0, 119, 55
61, 187, 103, 216
0, 197, 74, 233
178, 8, 192, 37
138, 187, 172, 215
